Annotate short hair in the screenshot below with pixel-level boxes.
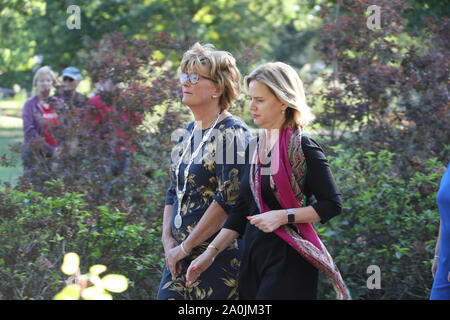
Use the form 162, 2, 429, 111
180, 42, 241, 111
33, 66, 57, 88
244, 62, 315, 129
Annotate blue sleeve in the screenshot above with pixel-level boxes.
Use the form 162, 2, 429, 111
213, 125, 250, 214
165, 180, 177, 206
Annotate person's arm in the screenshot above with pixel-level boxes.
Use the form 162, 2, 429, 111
22, 98, 40, 141
432, 221, 441, 278
247, 203, 321, 232
162, 204, 182, 277
165, 202, 230, 279
185, 228, 239, 287
248, 135, 342, 232
183, 201, 228, 251
162, 204, 176, 249
161, 181, 182, 278
184, 148, 253, 285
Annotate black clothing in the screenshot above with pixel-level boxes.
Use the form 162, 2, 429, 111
238, 226, 318, 299
224, 135, 342, 299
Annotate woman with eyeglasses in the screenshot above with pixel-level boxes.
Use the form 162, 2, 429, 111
185, 62, 350, 300
156, 43, 251, 300
22, 66, 64, 186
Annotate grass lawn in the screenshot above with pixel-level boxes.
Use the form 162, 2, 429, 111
0, 94, 25, 186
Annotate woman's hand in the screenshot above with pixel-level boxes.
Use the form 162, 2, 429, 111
185, 228, 239, 287
166, 245, 188, 279
247, 210, 285, 233
185, 249, 217, 287
162, 236, 182, 279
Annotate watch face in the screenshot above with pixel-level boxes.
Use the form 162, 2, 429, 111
287, 212, 295, 223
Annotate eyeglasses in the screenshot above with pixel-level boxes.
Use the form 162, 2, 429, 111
180, 72, 215, 85
63, 77, 74, 82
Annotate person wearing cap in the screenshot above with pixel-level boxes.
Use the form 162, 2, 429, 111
55, 66, 87, 110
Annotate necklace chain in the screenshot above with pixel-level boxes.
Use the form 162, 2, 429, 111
173, 111, 222, 229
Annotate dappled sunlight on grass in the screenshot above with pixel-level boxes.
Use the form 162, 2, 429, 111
0, 115, 23, 128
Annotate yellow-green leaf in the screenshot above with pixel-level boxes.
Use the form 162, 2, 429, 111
96, 292, 113, 300
89, 264, 107, 276
101, 274, 128, 293
81, 286, 112, 300
61, 252, 79, 275
89, 274, 102, 287
53, 284, 81, 300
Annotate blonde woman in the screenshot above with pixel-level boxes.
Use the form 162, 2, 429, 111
22, 66, 63, 185
186, 62, 350, 300
157, 43, 250, 300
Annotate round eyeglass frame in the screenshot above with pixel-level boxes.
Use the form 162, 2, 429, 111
180, 72, 216, 85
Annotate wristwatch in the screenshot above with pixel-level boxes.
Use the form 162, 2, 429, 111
286, 209, 295, 224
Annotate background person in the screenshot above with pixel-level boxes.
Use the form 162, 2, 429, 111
55, 66, 87, 110
22, 66, 64, 186
53, 66, 88, 168
430, 162, 450, 300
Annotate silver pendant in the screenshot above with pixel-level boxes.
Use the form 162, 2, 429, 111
174, 214, 182, 229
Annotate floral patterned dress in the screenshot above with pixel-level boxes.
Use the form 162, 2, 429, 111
157, 115, 250, 300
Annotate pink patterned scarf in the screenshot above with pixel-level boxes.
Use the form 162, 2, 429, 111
250, 127, 351, 300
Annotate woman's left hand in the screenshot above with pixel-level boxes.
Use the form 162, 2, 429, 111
247, 210, 285, 233
185, 249, 216, 287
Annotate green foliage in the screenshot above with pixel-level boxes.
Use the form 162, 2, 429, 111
314, 0, 449, 164
316, 145, 442, 299
1, 1, 447, 300
403, 0, 450, 31
0, 186, 164, 300
1, 0, 320, 90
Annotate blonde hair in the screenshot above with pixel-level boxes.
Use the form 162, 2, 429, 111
244, 62, 315, 129
180, 42, 241, 111
33, 66, 57, 88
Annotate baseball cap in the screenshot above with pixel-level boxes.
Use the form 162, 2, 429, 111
62, 67, 82, 81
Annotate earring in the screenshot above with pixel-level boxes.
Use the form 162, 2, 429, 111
212, 95, 217, 99
282, 110, 286, 114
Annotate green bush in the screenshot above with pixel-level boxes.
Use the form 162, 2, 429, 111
0, 185, 164, 300
317, 145, 443, 299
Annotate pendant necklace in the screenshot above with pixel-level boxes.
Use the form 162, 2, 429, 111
174, 111, 222, 229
